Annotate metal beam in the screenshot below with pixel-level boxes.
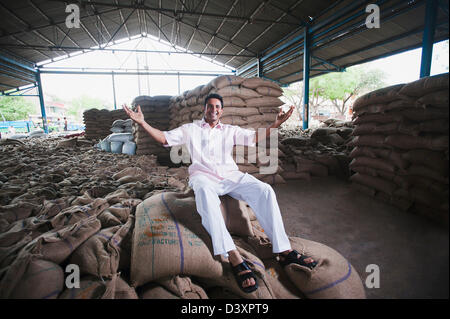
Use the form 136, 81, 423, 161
47, 0, 300, 25
225, 0, 306, 65
202, 0, 239, 55
0, 8, 122, 40
185, 0, 209, 50
221, 1, 270, 65
420, 0, 438, 77
38, 70, 233, 76
28, 0, 81, 48
302, 25, 310, 130
36, 71, 48, 134
102, 8, 136, 48
1, 43, 254, 58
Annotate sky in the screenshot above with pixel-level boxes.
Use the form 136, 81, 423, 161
30, 36, 449, 111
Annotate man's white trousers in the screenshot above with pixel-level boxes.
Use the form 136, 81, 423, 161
189, 173, 292, 257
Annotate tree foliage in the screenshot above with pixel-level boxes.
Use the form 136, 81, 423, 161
68, 95, 112, 121
0, 96, 36, 121
310, 66, 386, 115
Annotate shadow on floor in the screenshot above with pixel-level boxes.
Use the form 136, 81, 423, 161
273, 176, 449, 299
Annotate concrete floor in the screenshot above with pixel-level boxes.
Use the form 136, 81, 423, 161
272, 177, 449, 299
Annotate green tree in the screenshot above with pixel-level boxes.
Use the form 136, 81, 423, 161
0, 96, 36, 121
311, 66, 386, 115
69, 95, 112, 121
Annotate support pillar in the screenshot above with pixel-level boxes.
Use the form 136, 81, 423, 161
36, 70, 48, 133
257, 55, 263, 77
302, 25, 310, 130
420, 0, 438, 78
112, 72, 117, 110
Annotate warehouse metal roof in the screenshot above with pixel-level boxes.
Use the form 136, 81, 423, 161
0, 0, 449, 93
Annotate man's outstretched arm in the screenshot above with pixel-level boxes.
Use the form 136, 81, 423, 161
254, 105, 294, 145
123, 104, 167, 145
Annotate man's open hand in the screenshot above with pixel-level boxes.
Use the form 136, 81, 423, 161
123, 104, 145, 126
275, 105, 294, 127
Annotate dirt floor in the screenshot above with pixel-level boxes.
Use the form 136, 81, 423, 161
272, 176, 449, 299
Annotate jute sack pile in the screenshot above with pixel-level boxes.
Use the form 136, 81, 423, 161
349, 73, 449, 223
246, 219, 366, 299
137, 275, 209, 299
130, 190, 274, 299
166, 75, 286, 185
168, 75, 284, 131
83, 109, 113, 140
278, 120, 354, 181
59, 273, 138, 299
130, 95, 172, 163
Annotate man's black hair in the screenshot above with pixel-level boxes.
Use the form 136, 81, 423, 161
204, 93, 224, 108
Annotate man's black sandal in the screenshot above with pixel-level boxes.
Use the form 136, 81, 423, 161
279, 250, 318, 269
231, 260, 258, 293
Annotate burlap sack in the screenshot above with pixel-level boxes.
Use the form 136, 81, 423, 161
241, 77, 281, 90
416, 89, 449, 107
350, 172, 397, 196
223, 96, 247, 107
211, 75, 245, 89
9, 258, 64, 299
281, 171, 311, 181
156, 275, 208, 299
130, 191, 256, 287
402, 164, 449, 185
104, 189, 131, 204
220, 115, 249, 126
256, 86, 283, 97
0, 233, 32, 269
398, 72, 448, 97
98, 210, 122, 227
23, 215, 101, 264
352, 84, 404, 111
138, 282, 181, 299
350, 146, 409, 170
51, 198, 109, 228
112, 167, 146, 180
245, 97, 284, 108
350, 156, 396, 173
194, 237, 275, 299
58, 275, 108, 299
284, 237, 366, 299
0, 202, 41, 223
131, 191, 223, 286
222, 107, 260, 117
219, 195, 254, 237
263, 258, 303, 299
348, 135, 386, 148
217, 86, 261, 99
69, 215, 134, 278
384, 134, 448, 151
353, 113, 403, 125
401, 149, 448, 173
0, 255, 64, 299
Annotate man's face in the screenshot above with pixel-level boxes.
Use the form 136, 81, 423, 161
204, 98, 223, 123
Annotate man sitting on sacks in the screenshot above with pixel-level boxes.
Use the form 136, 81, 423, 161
123, 93, 317, 293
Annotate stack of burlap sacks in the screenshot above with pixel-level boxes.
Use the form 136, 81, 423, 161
83, 108, 129, 140
349, 73, 449, 224
130, 96, 171, 164
128, 190, 365, 299
0, 135, 366, 299
168, 75, 287, 185
279, 120, 354, 181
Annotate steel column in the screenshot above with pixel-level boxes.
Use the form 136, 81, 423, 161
420, 0, 438, 78
112, 72, 117, 110
36, 71, 48, 133
302, 25, 310, 130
